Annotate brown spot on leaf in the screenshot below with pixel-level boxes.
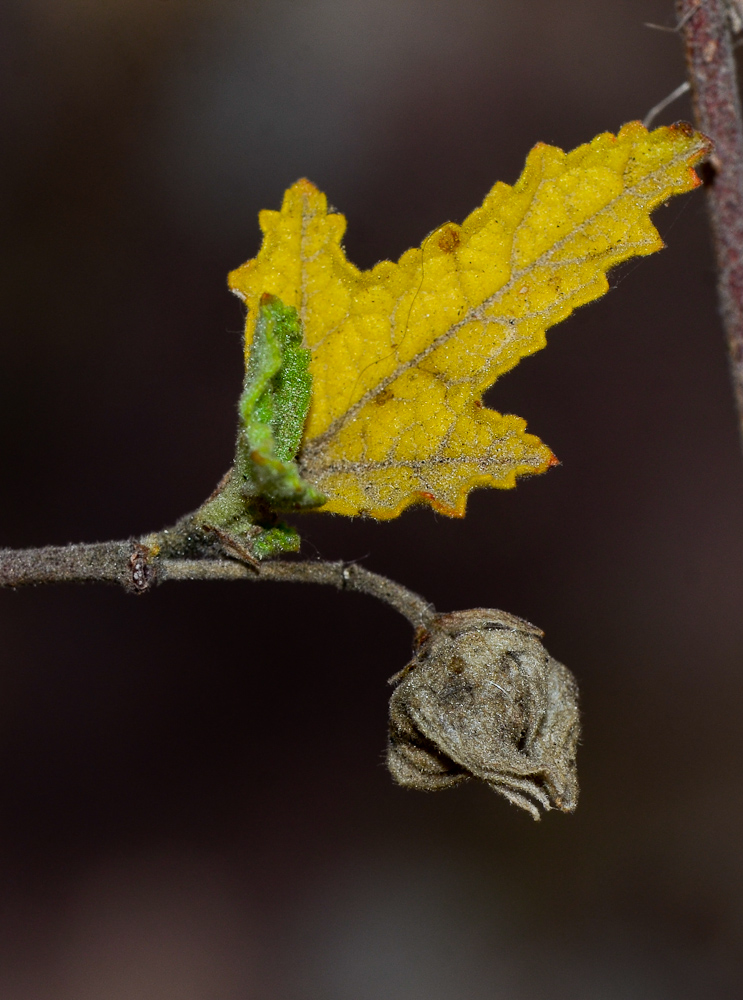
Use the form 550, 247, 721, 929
374, 387, 394, 404
437, 226, 461, 253
671, 120, 695, 139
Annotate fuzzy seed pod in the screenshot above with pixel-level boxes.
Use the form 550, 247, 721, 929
387, 608, 580, 820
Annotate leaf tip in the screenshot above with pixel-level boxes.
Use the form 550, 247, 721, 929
281, 176, 333, 216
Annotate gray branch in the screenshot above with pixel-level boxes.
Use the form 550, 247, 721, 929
0, 540, 435, 630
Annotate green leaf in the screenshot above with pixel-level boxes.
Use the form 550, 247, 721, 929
237, 293, 326, 510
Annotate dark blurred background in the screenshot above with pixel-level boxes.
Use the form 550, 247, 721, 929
1, 1, 742, 997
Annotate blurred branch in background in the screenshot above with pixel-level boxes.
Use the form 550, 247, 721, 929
678, 0, 743, 443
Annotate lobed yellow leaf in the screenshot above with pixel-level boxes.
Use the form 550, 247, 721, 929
229, 122, 711, 519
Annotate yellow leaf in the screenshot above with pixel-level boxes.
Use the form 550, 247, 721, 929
228, 122, 711, 519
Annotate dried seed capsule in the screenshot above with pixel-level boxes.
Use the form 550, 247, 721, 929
387, 608, 579, 820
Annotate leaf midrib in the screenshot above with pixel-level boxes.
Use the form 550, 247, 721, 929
301, 138, 705, 462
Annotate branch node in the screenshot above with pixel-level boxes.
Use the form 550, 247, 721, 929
128, 542, 158, 594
